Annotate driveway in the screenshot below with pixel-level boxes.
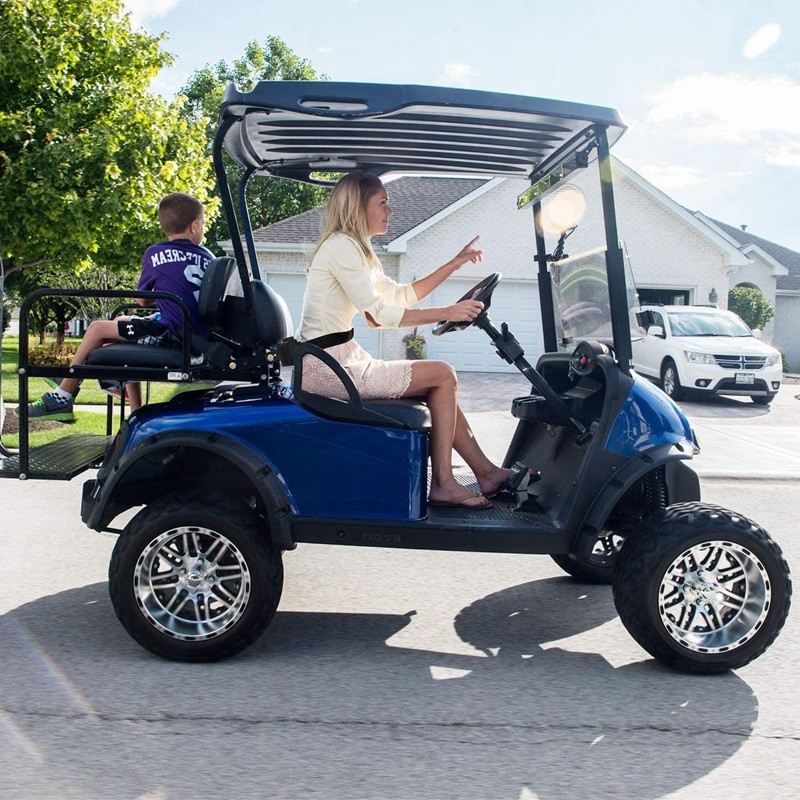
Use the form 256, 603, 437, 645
455, 372, 800, 480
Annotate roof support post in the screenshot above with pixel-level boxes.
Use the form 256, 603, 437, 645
212, 119, 254, 302
238, 168, 262, 281
596, 126, 632, 375
533, 201, 558, 352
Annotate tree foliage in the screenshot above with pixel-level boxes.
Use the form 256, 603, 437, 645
727, 285, 775, 332
0, 0, 216, 280
180, 37, 329, 252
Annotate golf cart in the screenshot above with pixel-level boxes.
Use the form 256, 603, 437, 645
1, 82, 790, 672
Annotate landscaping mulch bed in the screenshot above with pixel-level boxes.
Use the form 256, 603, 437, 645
2, 412, 64, 436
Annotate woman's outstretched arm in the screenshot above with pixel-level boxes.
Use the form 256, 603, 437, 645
410, 236, 484, 302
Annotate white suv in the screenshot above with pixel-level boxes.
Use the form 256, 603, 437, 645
632, 305, 783, 404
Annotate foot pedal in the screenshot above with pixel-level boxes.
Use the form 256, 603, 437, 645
506, 461, 541, 511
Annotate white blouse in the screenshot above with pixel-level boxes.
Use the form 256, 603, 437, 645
296, 233, 419, 342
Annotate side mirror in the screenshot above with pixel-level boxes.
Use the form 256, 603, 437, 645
752, 328, 762, 340
647, 325, 665, 338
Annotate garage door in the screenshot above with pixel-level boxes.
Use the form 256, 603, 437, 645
428, 279, 542, 372
265, 273, 380, 356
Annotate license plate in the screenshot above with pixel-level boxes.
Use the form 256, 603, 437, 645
735, 372, 755, 384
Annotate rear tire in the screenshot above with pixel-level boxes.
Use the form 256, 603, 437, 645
109, 494, 283, 662
660, 359, 683, 401
613, 502, 791, 673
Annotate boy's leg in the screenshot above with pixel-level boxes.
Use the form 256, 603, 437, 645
126, 381, 143, 412
57, 319, 130, 395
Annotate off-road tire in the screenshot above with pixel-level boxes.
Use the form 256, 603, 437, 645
613, 502, 791, 673
660, 359, 683, 401
109, 494, 283, 662
551, 536, 623, 584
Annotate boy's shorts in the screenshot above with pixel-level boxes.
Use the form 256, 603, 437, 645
118, 317, 177, 347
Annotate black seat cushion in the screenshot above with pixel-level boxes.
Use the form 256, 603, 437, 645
363, 398, 431, 430
86, 343, 184, 369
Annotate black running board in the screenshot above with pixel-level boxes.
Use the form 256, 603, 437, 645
0, 434, 112, 480
292, 494, 570, 555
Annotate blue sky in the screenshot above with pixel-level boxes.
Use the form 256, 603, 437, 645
126, 0, 800, 250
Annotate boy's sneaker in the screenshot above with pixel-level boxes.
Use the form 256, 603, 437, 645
23, 392, 75, 422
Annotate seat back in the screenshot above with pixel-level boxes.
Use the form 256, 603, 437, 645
198, 256, 235, 327
250, 280, 293, 348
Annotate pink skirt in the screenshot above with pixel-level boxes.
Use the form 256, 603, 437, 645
300, 339, 414, 401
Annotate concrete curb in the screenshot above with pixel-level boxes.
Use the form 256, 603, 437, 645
697, 471, 800, 482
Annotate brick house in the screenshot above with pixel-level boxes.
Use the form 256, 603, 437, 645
223, 158, 800, 372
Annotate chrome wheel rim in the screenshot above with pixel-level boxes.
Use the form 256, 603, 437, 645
663, 367, 677, 396
658, 540, 771, 654
134, 526, 251, 641
589, 532, 625, 564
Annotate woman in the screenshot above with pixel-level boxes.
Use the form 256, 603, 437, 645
297, 172, 514, 509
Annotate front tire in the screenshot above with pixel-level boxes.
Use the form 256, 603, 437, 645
751, 394, 775, 405
109, 495, 283, 662
660, 359, 683, 400
613, 503, 791, 673
551, 531, 625, 584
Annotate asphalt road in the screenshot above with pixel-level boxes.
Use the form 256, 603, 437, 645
1, 380, 798, 800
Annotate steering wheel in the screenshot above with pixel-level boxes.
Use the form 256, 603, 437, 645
432, 272, 501, 336
569, 340, 609, 378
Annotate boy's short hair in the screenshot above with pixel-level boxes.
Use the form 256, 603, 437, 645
158, 193, 204, 235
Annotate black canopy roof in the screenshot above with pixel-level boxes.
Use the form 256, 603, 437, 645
219, 81, 626, 185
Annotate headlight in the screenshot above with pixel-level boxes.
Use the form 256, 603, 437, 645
765, 353, 781, 366
684, 350, 716, 365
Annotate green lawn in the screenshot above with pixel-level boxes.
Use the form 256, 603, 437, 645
1, 335, 214, 405
1, 407, 110, 449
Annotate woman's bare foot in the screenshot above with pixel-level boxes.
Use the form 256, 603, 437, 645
429, 478, 491, 508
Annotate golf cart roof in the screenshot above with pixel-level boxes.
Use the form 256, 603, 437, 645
219, 81, 626, 185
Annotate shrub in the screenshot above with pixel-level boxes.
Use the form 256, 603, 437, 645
402, 328, 426, 359
727, 286, 775, 331
28, 342, 79, 367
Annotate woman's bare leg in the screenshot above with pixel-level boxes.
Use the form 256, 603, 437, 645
451, 405, 512, 496
402, 360, 490, 508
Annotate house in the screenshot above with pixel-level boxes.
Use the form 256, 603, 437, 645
224, 158, 800, 372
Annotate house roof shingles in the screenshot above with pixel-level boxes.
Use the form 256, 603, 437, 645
707, 217, 800, 292
250, 176, 488, 249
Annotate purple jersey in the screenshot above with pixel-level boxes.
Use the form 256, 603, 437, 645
139, 239, 213, 340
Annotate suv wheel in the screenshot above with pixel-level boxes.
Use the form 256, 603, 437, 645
752, 394, 775, 405
661, 359, 683, 401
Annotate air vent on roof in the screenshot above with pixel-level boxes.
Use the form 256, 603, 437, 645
299, 99, 369, 111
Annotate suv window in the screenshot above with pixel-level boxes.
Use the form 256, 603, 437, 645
650, 311, 665, 330
667, 310, 752, 337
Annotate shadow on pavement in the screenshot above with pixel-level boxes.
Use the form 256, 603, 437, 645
1, 578, 756, 800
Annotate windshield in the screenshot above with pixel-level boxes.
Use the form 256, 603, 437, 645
551, 244, 640, 349
668, 310, 752, 337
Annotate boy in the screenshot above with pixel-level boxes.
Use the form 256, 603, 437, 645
24, 192, 212, 420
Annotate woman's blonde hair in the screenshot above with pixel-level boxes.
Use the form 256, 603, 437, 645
312, 172, 384, 264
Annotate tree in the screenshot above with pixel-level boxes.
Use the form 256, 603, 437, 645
727, 285, 775, 332
0, 0, 217, 282
180, 37, 329, 252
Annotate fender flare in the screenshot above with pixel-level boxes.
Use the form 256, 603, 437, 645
580, 443, 701, 538
84, 430, 295, 549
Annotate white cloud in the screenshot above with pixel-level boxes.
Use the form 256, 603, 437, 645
638, 164, 706, 190
318, 46, 333, 55
439, 63, 474, 87
637, 163, 752, 192
124, 0, 183, 26
645, 72, 800, 167
743, 23, 781, 59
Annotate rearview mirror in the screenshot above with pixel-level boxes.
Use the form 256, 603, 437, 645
752, 328, 762, 339
647, 325, 665, 338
